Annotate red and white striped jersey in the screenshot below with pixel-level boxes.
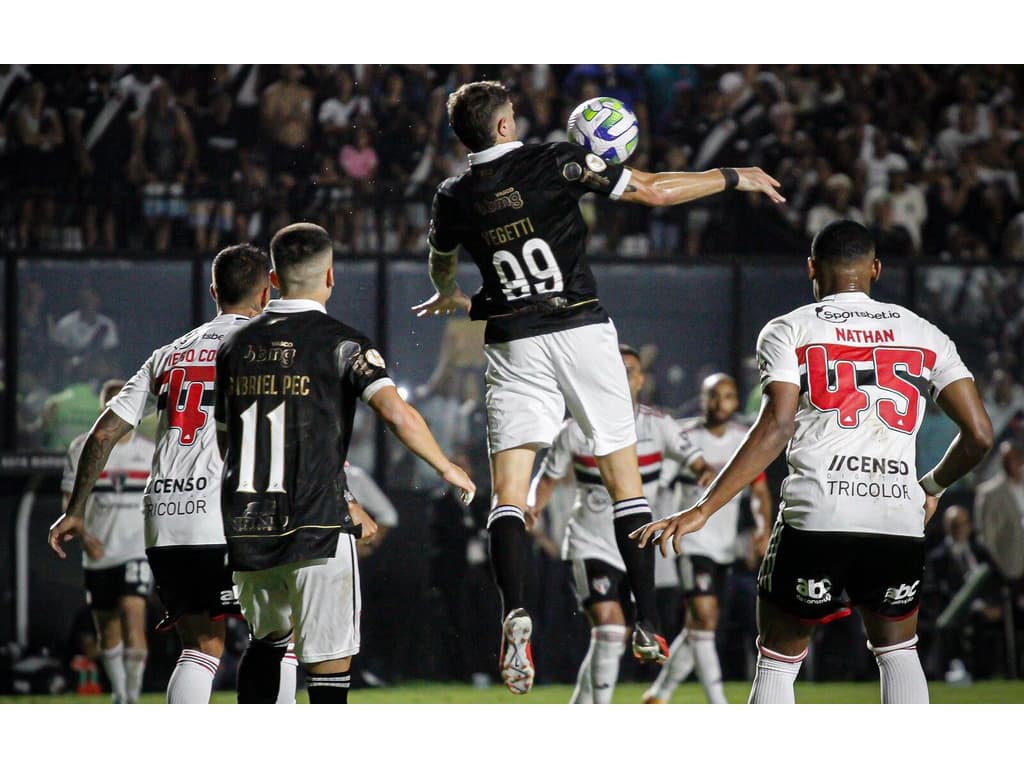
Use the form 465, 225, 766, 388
673, 418, 762, 564
541, 405, 703, 568
108, 313, 250, 549
757, 291, 972, 537
62, 432, 154, 569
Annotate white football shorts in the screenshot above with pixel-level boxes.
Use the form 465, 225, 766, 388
484, 321, 637, 455
233, 533, 361, 664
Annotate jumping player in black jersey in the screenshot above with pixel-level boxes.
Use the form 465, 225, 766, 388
413, 80, 785, 695
217, 222, 475, 704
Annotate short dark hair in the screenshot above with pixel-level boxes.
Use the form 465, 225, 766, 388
212, 243, 269, 307
811, 219, 876, 264
619, 344, 641, 363
270, 222, 332, 279
447, 81, 510, 152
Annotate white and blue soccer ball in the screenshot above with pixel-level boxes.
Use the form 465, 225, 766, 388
566, 97, 639, 164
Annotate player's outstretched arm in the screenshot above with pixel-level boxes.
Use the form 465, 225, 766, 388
631, 381, 798, 557
368, 385, 476, 504
620, 167, 785, 207
921, 378, 994, 501
48, 408, 133, 559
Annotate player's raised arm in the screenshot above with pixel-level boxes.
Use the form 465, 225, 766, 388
48, 408, 133, 559
620, 166, 786, 207
631, 381, 799, 557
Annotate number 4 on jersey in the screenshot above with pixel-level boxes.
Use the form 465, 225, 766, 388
805, 344, 926, 433
166, 366, 211, 445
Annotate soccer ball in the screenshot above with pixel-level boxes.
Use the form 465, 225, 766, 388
567, 97, 639, 164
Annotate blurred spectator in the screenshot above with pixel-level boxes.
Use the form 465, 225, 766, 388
868, 155, 927, 253
260, 65, 314, 186
10, 80, 65, 248
858, 131, 906, 191
317, 69, 371, 153
49, 285, 119, 355
129, 81, 196, 250
338, 125, 378, 251
867, 194, 915, 259
66, 66, 135, 250
190, 88, 241, 251
806, 173, 864, 237
920, 506, 1005, 682
983, 368, 1024, 440
974, 442, 1024, 584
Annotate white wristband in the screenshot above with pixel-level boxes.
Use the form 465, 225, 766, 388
919, 470, 947, 497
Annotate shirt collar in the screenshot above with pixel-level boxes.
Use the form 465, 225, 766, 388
468, 141, 523, 166
265, 298, 326, 314
820, 291, 871, 303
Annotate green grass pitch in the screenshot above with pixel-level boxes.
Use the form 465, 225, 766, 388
2, 680, 1023, 704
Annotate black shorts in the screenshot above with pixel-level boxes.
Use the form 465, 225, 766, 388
566, 558, 636, 624
757, 521, 926, 623
84, 558, 153, 611
146, 545, 243, 631
679, 555, 731, 598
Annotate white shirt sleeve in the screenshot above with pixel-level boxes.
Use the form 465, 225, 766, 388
929, 326, 974, 396
541, 421, 575, 480
756, 318, 801, 389
346, 465, 399, 528
662, 417, 704, 471
108, 351, 158, 427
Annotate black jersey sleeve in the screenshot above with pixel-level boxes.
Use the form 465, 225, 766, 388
334, 337, 394, 403
553, 141, 631, 200
428, 179, 461, 253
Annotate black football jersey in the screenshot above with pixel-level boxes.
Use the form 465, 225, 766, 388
215, 302, 392, 571
429, 141, 630, 343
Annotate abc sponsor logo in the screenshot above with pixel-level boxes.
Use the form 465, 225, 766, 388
883, 580, 920, 605
796, 577, 832, 604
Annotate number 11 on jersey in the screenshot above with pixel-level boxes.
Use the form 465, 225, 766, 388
236, 401, 286, 493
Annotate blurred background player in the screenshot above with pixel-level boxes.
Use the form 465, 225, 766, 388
49, 244, 288, 704
217, 223, 475, 704
529, 344, 710, 703
413, 80, 784, 694
633, 220, 994, 704
60, 378, 155, 703
643, 373, 772, 704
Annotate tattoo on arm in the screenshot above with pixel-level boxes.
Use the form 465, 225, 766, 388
626, 184, 638, 193
65, 433, 117, 517
429, 247, 459, 297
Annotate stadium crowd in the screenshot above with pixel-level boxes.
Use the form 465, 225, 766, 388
2, 64, 1024, 260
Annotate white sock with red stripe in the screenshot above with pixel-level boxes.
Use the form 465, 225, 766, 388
748, 637, 806, 704
277, 642, 298, 704
100, 643, 127, 703
646, 629, 695, 702
691, 629, 728, 704
167, 649, 220, 704
870, 635, 928, 704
